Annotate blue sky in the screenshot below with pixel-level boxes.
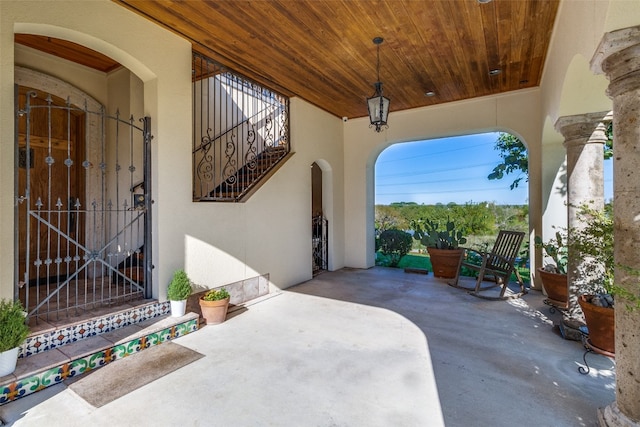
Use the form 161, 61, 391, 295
375, 132, 613, 206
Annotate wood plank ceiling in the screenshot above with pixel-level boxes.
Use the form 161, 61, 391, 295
16, 0, 560, 120
15, 34, 121, 73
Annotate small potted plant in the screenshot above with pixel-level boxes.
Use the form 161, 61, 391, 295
411, 217, 467, 278
0, 299, 30, 377
199, 288, 230, 325
535, 230, 568, 309
167, 269, 192, 317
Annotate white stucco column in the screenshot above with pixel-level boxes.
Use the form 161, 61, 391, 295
591, 25, 640, 427
554, 112, 608, 325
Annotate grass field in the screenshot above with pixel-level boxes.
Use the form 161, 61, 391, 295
376, 252, 530, 284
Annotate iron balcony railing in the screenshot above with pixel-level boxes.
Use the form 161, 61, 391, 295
192, 53, 290, 202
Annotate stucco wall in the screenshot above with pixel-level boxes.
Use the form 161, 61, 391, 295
0, 0, 346, 301
182, 97, 344, 292
15, 44, 109, 104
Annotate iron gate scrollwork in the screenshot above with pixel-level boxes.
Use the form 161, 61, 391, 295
312, 215, 328, 274
192, 52, 290, 202
15, 88, 152, 321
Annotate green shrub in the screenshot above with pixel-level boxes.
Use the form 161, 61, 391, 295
378, 229, 413, 267
0, 299, 29, 352
569, 205, 616, 299
167, 269, 192, 301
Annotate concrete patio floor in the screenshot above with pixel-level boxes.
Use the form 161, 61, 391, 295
0, 267, 615, 426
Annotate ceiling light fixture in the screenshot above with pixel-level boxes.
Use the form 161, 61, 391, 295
489, 68, 502, 76
425, 91, 436, 97
367, 37, 390, 133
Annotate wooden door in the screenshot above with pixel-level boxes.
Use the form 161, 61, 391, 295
17, 86, 86, 284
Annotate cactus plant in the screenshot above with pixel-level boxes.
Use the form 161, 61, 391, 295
534, 231, 568, 275
411, 217, 467, 250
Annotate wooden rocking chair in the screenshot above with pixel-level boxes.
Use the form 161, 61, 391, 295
449, 230, 527, 300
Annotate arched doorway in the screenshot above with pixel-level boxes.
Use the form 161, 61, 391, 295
14, 67, 152, 322
374, 132, 530, 274
311, 162, 328, 274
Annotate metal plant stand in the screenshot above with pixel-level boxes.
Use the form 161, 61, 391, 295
578, 326, 615, 375
543, 297, 568, 314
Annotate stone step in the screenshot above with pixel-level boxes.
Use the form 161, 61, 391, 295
0, 300, 199, 405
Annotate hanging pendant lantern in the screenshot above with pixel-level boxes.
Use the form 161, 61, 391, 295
367, 37, 390, 132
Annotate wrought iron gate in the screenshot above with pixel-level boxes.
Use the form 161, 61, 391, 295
312, 216, 328, 274
15, 87, 152, 321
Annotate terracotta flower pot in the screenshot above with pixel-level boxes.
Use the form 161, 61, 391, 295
537, 268, 568, 309
199, 296, 230, 325
427, 247, 463, 279
578, 295, 615, 355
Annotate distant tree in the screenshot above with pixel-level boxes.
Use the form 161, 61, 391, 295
495, 204, 529, 233
487, 133, 528, 190
375, 206, 401, 231
459, 202, 497, 235
390, 202, 418, 207
374, 201, 529, 255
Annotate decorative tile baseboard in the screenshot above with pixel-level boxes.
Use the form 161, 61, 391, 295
0, 301, 198, 406
20, 301, 171, 359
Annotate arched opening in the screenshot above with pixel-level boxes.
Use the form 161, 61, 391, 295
374, 132, 530, 281
311, 162, 328, 275
13, 37, 151, 321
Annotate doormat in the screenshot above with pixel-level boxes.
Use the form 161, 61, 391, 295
66, 342, 204, 408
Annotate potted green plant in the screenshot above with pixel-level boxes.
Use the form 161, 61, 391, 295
535, 231, 568, 309
411, 217, 467, 278
167, 269, 192, 317
0, 299, 30, 377
199, 288, 230, 325
568, 205, 617, 354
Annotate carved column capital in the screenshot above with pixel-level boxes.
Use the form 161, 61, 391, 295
554, 112, 611, 148
591, 25, 640, 97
